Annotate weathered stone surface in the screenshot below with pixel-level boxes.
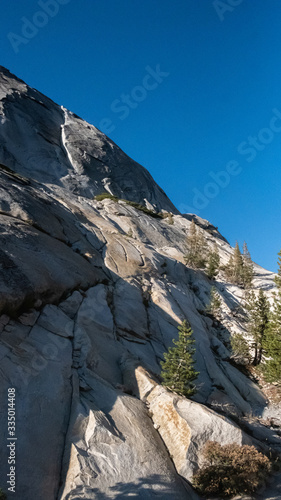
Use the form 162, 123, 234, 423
121, 362, 252, 480
0, 323, 73, 500
59, 371, 197, 500
59, 291, 83, 319
18, 309, 40, 326
113, 278, 148, 339
0, 215, 104, 316
0, 66, 279, 500
37, 305, 74, 338
76, 285, 114, 337
0, 66, 178, 213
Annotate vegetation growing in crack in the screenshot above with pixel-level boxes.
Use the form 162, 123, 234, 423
126, 228, 133, 238
162, 212, 174, 224
94, 192, 164, 218
94, 192, 119, 202
122, 200, 163, 218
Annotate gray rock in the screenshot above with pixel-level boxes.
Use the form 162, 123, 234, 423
59, 291, 83, 318
0, 66, 178, 213
0, 66, 279, 500
37, 305, 74, 338
59, 371, 196, 500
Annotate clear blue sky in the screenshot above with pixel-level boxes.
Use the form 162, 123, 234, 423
1, 0, 280, 271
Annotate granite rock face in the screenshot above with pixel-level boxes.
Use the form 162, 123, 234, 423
0, 67, 280, 500
0, 66, 178, 213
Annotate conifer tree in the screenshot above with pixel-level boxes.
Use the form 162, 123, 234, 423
245, 289, 270, 365
223, 254, 234, 281
206, 286, 222, 320
231, 333, 251, 363
263, 251, 281, 381
184, 219, 208, 269
275, 250, 281, 289
233, 241, 244, 285
206, 243, 220, 280
222, 242, 245, 286
242, 241, 254, 289
161, 320, 199, 397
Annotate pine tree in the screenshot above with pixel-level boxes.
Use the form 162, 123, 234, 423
223, 254, 234, 281
231, 333, 251, 363
206, 286, 222, 320
242, 241, 254, 289
206, 243, 220, 280
245, 289, 270, 365
161, 320, 199, 397
184, 219, 209, 269
222, 242, 245, 286
263, 251, 281, 382
233, 242, 244, 285
275, 250, 281, 289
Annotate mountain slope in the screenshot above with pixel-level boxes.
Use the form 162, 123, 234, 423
0, 67, 280, 500
0, 66, 178, 213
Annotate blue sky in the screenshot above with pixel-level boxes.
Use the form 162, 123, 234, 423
1, 0, 281, 271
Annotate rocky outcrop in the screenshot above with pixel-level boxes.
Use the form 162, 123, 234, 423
121, 361, 253, 480
0, 67, 280, 500
0, 66, 178, 213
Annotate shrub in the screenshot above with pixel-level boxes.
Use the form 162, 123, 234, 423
162, 212, 174, 224
94, 194, 163, 219
192, 441, 271, 498
124, 200, 162, 218
94, 192, 119, 202
0, 490, 7, 500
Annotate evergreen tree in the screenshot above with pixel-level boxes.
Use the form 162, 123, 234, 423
206, 243, 220, 280
184, 219, 209, 269
222, 242, 245, 286
161, 320, 199, 397
223, 254, 234, 281
242, 241, 254, 289
275, 250, 281, 289
231, 333, 251, 363
245, 289, 270, 365
263, 251, 281, 381
233, 241, 244, 285
206, 286, 222, 320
